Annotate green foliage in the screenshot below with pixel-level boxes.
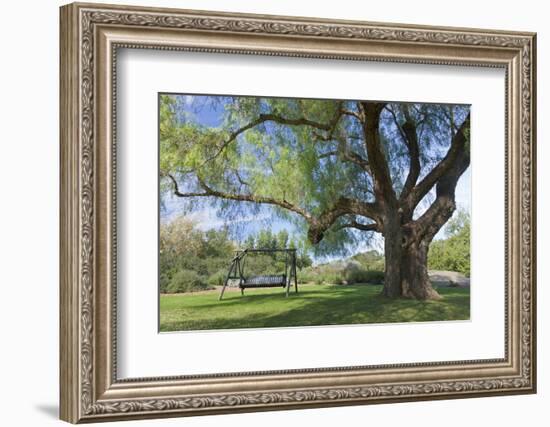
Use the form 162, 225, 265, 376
159, 93, 470, 257
299, 251, 385, 285
243, 254, 283, 276
344, 263, 385, 285
350, 250, 385, 271
207, 270, 227, 287
160, 217, 311, 293
445, 209, 470, 235
160, 217, 237, 293
428, 210, 471, 277
242, 229, 313, 274
166, 269, 210, 293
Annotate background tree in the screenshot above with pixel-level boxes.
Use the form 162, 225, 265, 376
428, 210, 471, 277
160, 95, 470, 300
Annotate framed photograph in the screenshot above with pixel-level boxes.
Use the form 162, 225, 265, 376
60, 2, 537, 423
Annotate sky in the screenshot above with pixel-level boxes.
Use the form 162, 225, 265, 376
160, 94, 471, 260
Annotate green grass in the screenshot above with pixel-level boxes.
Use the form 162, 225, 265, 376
159, 284, 470, 332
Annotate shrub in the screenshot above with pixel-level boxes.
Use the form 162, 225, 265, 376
159, 270, 173, 293
166, 269, 210, 293
299, 265, 347, 285
297, 267, 317, 284
351, 250, 385, 271
344, 264, 384, 284
327, 273, 344, 285
207, 270, 227, 287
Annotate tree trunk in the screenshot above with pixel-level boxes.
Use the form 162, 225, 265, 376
382, 225, 442, 301
381, 214, 403, 298
400, 240, 442, 300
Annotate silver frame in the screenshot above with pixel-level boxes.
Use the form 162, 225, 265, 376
60, 2, 536, 423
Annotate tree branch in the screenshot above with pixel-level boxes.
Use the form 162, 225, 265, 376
165, 173, 207, 197
342, 109, 363, 121
335, 219, 380, 232
203, 108, 345, 166
360, 102, 396, 206
167, 172, 380, 245
385, 105, 421, 205
165, 172, 314, 221
307, 197, 379, 243
313, 135, 370, 171
201, 116, 267, 165
410, 115, 470, 243
399, 116, 421, 205
405, 113, 470, 211
385, 105, 408, 145
257, 112, 337, 131
318, 150, 339, 159
309, 108, 371, 173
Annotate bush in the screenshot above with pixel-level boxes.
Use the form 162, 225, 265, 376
314, 273, 340, 285
351, 250, 385, 271
207, 270, 227, 287
326, 273, 344, 285
159, 270, 173, 293
298, 267, 344, 285
297, 267, 318, 284
297, 259, 384, 286
347, 269, 384, 284
166, 269, 210, 293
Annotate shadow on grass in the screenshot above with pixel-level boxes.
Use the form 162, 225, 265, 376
160, 285, 470, 332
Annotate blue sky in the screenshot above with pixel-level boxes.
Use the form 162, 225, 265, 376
160, 94, 471, 259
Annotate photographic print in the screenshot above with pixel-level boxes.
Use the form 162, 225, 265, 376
159, 94, 471, 332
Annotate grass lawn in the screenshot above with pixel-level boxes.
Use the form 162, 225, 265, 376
159, 284, 470, 332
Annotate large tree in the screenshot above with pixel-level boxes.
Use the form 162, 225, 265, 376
160, 95, 470, 300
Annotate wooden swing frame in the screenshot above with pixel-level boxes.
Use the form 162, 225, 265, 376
219, 248, 298, 300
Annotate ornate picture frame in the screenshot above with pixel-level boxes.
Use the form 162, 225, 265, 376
60, 2, 536, 423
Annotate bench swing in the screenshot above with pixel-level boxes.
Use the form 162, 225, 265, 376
218, 248, 298, 301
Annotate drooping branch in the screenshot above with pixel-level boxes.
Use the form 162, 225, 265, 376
203, 107, 345, 166
166, 172, 380, 245
201, 103, 373, 188
266, 103, 369, 172
165, 172, 313, 220
202, 116, 269, 165
233, 169, 250, 188
164, 173, 206, 197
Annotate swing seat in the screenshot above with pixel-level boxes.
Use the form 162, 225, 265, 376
218, 248, 298, 300
241, 274, 287, 289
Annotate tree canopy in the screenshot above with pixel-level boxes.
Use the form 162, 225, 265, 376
160, 94, 469, 256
